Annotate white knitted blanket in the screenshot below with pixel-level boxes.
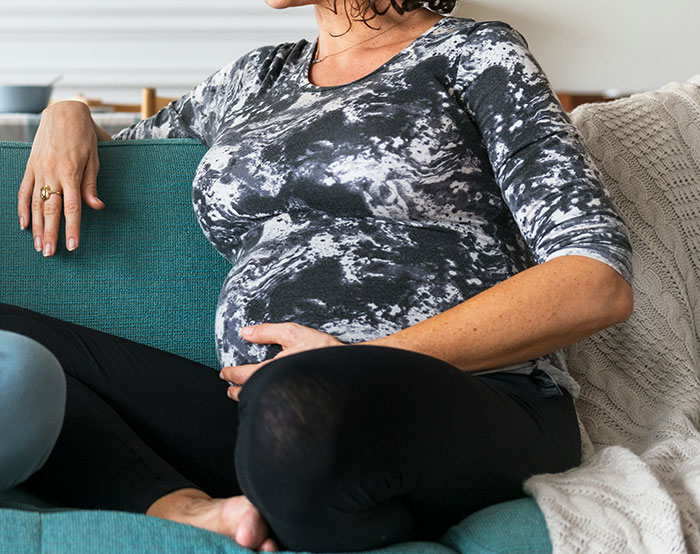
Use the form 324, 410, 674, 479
524, 75, 700, 554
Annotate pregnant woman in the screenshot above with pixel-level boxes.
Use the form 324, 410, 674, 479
4, 0, 633, 552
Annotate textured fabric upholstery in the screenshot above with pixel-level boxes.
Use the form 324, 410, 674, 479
0, 139, 226, 369
0, 505, 474, 554
441, 498, 551, 554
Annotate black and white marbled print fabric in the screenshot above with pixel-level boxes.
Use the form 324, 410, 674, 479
113, 17, 632, 398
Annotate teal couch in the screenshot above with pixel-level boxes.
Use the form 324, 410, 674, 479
0, 139, 552, 554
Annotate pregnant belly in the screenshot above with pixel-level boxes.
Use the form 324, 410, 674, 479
213, 213, 509, 368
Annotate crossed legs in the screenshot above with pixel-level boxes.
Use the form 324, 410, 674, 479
0, 303, 580, 552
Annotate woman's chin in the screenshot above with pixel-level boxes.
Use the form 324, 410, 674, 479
264, 0, 317, 10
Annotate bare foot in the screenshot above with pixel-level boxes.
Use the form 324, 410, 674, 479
147, 488, 278, 551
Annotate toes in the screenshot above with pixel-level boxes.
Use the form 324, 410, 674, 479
235, 507, 271, 550
259, 538, 278, 552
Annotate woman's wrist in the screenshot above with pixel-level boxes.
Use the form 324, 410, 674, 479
93, 122, 112, 142
43, 100, 111, 142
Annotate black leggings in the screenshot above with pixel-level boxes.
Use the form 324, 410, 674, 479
1, 303, 581, 552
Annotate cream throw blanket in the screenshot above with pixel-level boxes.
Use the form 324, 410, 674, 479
524, 75, 700, 553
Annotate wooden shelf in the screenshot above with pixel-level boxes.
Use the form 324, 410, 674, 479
555, 91, 630, 112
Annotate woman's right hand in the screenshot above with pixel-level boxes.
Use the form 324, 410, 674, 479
17, 100, 105, 257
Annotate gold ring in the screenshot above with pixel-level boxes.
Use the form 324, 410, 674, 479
40, 185, 63, 201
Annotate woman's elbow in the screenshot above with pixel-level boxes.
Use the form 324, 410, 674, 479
560, 255, 634, 328
601, 271, 634, 327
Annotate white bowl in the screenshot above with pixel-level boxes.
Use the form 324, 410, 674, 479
0, 85, 53, 114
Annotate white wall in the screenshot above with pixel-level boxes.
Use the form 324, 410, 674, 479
0, 0, 317, 103
455, 0, 700, 94
1, 0, 698, 104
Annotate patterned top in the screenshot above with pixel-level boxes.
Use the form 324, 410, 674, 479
113, 16, 632, 398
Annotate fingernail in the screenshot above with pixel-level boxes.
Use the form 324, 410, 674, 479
42, 243, 52, 257
35, 236, 42, 252
67, 238, 77, 251
227, 387, 234, 399
241, 326, 253, 337
219, 371, 225, 380
20, 217, 25, 229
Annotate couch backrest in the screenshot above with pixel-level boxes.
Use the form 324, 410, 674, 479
0, 138, 229, 370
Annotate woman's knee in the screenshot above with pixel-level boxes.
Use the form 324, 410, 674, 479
235, 350, 416, 551
238, 350, 348, 456
237, 346, 415, 472
236, 349, 390, 507
238, 346, 374, 414
236, 349, 352, 484
0, 330, 66, 491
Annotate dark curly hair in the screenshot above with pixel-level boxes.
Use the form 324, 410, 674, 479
333, 0, 456, 28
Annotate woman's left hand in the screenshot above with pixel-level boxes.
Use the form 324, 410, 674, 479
219, 323, 344, 401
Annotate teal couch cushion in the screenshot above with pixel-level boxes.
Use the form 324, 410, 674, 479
0, 507, 462, 554
0, 139, 551, 553
441, 498, 551, 554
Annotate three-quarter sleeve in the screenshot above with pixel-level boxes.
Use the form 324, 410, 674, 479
111, 53, 255, 146
456, 22, 633, 283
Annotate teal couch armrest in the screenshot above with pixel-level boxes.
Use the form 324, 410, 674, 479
0, 139, 551, 554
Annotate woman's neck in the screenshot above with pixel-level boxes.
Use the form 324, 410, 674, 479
312, 2, 439, 60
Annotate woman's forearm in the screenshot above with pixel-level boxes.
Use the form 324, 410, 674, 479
363, 255, 634, 373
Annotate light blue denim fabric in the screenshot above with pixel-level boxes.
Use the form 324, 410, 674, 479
0, 330, 65, 491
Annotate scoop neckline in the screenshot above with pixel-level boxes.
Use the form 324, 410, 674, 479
300, 16, 457, 91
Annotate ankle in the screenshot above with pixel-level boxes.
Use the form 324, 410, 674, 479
146, 488, 213, 518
